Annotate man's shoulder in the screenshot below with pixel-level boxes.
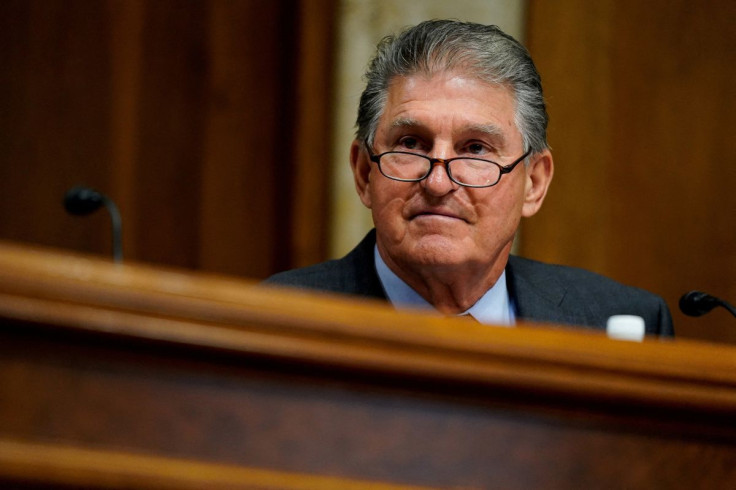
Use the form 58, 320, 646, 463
508, 255, 632, 287
263, 230, 385, 299
509, 255, 660, 300
264, 258, 352, 290
507, 255, 674, 335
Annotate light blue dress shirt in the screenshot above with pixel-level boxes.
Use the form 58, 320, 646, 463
374, 246, 516, 326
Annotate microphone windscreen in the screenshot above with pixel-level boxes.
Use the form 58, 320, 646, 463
679, 291, 718, 317
64, 186, 104, 216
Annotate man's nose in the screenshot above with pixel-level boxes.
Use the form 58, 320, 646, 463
421, 160, 456, 196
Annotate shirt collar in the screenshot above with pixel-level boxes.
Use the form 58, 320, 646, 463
374, 246, 515, 326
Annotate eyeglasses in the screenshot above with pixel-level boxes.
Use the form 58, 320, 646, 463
368, 148, 532, 188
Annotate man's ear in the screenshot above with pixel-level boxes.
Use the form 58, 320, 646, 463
521, 149, 554, 218
350, 139, 373, 209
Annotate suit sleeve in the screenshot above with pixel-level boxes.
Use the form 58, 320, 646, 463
654, 296, 675, 338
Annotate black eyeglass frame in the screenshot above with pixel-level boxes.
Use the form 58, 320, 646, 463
367, 147, 533, 188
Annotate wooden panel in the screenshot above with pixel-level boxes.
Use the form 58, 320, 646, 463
524, 0, 736, 343
109, 0, 145, 261
0, 0, 114, 255
0, 439, 428, 489
132, 0, 209, 269
290, 0, 337, 268
199, 0, 289, 276
0, 241, 734, 488
0, 0, 335, 280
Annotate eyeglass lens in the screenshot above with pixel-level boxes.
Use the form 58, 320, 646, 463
379, 153, 501, 187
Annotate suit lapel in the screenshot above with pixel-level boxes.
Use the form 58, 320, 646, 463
506, 255, 588, 326
349, 229, 388, 300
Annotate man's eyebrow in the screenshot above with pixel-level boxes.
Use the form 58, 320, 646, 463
389, 119, 505, 136
463, 124, 504, 136
465, 123, 505, 137
388, 119, 509, 147
389, 117, 423, 130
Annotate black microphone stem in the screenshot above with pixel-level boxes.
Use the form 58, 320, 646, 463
721, 300, 736, 318
102, 195, 123, 263
64, 186, 123, 263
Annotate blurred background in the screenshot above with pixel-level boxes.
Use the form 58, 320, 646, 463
0, 0, 733, 343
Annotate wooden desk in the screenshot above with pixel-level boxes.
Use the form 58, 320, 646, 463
0, 242, 734, 489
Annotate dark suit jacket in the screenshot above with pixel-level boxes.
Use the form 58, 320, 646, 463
265, 230, 674, 337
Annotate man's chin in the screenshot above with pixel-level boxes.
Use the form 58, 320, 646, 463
378, 225, 474, 266
403, 234, 469, 266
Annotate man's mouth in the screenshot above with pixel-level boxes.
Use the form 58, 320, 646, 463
410, 208, 467, 222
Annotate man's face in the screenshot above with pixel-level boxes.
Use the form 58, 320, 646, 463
351, 71, 551, 280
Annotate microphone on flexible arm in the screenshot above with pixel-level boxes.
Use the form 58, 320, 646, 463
679, 291, 736, 319
63, 186, 123, 263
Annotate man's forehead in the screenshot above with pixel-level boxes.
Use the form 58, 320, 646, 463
388, 117, 506, 137
386, 69, 513, 97
382, 73, 515, 120
374, 72, 520, 146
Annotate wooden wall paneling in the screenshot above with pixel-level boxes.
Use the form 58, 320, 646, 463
201, 0, 277, 277
0, 0, 115, 256
524, 0, 736, 343
606, 1, 736, 344
289, 0, 337, 269
108, 0, 145, 261
191, 0, 336, 277
131, 0, 209, 270
519, 0, 616, 274
199, 0, 301, 279
0, 0, 337, 280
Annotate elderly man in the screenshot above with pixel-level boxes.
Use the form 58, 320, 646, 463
266, 20, 673, 336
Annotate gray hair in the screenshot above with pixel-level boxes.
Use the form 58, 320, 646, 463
356, 20, 548, 155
